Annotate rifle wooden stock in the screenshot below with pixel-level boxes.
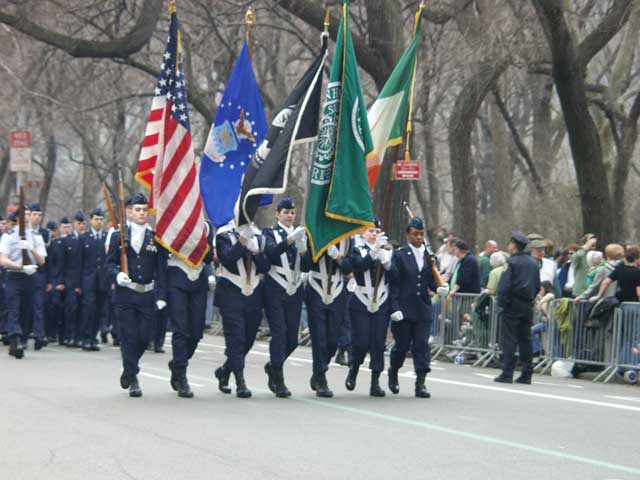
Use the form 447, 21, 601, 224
18, 186, 31, 266
116, 174, 129, 275
403, 202, 443, 288
102, 184, 117, 229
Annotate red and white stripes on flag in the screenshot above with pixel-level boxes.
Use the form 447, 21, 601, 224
135, 8, 209, 268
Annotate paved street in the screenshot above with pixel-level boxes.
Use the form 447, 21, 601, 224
2, 335, 639, 480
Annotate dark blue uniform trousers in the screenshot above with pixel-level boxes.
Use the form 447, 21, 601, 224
390, 309, 432, 373
81, 289, 108, 346
337, 291, 353, 349
5, 273, 33, 341
0, 284, 7, 335
114, 291, 155, 381
350, 300, 390, 373
217, 282, 263, 372
169, 285, 207, 372
49, 290, 64, 340
263, 277, 303, 369
63, 289, 80, 342
27, 270, 47, 339
306, 288, 346, 374
501, 305, 534, 378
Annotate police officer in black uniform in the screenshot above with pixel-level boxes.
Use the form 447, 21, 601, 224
495, 231, 541, 384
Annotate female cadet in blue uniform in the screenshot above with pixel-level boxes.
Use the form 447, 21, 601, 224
495, 231, 541, 384
166, 221, 215, 398
345, 219, 395, 396
302, 238, 353, 398
0, 210, 46, 359
79, 208, 108, 351
106, 193, 167, 398
388, 217, 449, 397
261, 197, 307, 398
213, 222, 270, 398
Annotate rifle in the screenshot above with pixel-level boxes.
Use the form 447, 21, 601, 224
18, 186, 31, 266
403, 202, 443, 288
116, 172, 129, 275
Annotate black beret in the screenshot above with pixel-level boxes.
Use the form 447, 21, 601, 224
372, 216, 382, 229
277, 196, 295, 210
89, 208, 104, 218
59, 216, 71, 224
74, 210, 85, 222
454, 240, 469, 251
46, 221, 57, 230
7, 212, 17, 222
29, 203, 42, 212
511, 230, 530, 246
127, 193, 148, 206
407, 216, 424, 231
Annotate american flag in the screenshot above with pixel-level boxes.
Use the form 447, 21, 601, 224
135, 6, 209, 268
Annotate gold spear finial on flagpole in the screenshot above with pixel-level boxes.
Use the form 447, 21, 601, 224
324, 7, 330, 32
246, 5, 256, 58
168, 0, 176, 14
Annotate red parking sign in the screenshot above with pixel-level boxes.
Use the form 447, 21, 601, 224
395, 160, 421, 180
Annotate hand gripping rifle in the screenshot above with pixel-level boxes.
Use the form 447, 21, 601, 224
116, 172, 129, 275
18, 186, 31, 266
403, 202, 443, 288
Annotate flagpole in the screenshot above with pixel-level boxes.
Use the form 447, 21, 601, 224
403, 1, 425, 164
245, 6, 256, 58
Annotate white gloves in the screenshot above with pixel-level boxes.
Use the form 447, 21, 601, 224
288, 226, 306, 243
156, 300, 167, 311
437, 285, 450, 297
295, 236, 307, 254
327, 245, 340, 260
246, 236, 260, 254
238, 223, 257, 240
22, 264, 38, 275
208, 275, 216, 291
18, 239, 32, 250
377, 248, 392, 268
375, 232, 388, 248
116, 272, 132, 286
390, 311, 404, 322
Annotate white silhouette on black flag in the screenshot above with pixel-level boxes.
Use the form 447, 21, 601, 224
236, 36, 328, 226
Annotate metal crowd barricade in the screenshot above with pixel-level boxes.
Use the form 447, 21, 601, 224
432, 293, 494, 362
429, 298, 444, 356
596, 302, 640, 383
535, 299, 617, 379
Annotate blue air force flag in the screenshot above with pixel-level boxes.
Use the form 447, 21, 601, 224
199, 41, 267, 228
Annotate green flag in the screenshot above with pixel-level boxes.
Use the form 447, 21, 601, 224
305, 0, 376, 262
367, 4, 423, 190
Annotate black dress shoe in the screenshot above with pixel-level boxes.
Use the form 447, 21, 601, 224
177, 375, 194, 398
129, 377, 142, 398
515, 375, 532, 384
388, 367, 400, 394
215, 366, 232, 394
112, 337, 120, 347
234, 370, 252, 398
154, 346, 165, 354
264, 363, 275, 393
34, 338, 46, 350
494, 374, 513, 384
370, 371, 385, 397
100, 332, 109, 344
309, 374, 318, 392
415, 371, 431, 398
315, 372, 333, 398
345, 365, 358, 391
1, 335, 9, 346
82, 344, 92, 351
90, 344, 101, 352
120, 372, 131, 390
168, 361, 178, 391
273, 367, 291, 398
334, 348, 349, 366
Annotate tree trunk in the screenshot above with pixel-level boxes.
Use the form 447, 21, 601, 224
532, 0, 614, 242
490, 92, 513, 237
39, 134, 56, 212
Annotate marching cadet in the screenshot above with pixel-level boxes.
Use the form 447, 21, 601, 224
261, 197, 307, 398
0, 214, 7, 346
388, 217, 449, 398
79, 208, 109, 351
27, 203, 49, 350
302, 238, 353, 398
50, 217, 71, 344
495, 231, 540, 384
213, 221, 270, 398
165, 221, 215, 398
345, 219, 394, 396
106, 193, 167, 398
61, 211, 86, 347
0, 210, 46, 359
44, 220, 59, 342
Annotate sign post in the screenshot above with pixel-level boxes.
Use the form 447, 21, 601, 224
10, 130, 32, 193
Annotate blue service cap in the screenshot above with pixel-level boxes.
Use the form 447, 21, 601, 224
407, 216, 424, 231
74, 210, 85, 222
127, 192, 148, 206
29, 203, 42, 212
89, 208, 104, 218
60, 216, 71, 225
372, 216, 382, 229
46, 220, 57, 230
511, 230, 530, 246
277, 196, 295, 210
7, 212, 17, 222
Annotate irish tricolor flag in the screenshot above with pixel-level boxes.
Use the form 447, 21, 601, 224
366, 5, 424, 191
